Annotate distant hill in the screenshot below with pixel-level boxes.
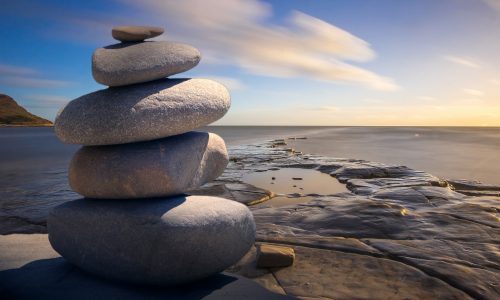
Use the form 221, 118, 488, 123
0, 94, 53, 126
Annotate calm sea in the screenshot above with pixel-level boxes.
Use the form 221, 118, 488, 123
1, 126, 499, 227
287, 126, 500, 185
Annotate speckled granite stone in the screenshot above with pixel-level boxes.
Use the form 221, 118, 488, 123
55, 78, 230, 145
69, 132, 228, 199
92, 41, 200, 86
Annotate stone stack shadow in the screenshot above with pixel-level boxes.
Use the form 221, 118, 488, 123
49, 26, 256, 286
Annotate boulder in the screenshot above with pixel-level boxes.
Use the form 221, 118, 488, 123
92, 41, 200, 86
69, 132, 228, 199
111, 25, 164, 42
47, 196, 256, 286
55, 78, 230, 145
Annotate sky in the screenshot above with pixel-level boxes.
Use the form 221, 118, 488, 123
1, 0, 500, 126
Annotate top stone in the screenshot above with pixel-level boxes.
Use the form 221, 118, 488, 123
112, 26, 164, 42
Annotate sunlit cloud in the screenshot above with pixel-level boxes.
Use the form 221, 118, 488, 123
463, 88, 484, 96
3, 0, 398, 91
444, 55, 480, 68
417, 96, 435, 101
119, 0, 398, 91
302, 106, 340, 112
362, 98, 385, 104
457, 98, 484, 105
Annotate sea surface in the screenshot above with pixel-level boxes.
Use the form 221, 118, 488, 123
1, 126, 500, 226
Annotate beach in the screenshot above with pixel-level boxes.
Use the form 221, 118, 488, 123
0, 126, 499, 299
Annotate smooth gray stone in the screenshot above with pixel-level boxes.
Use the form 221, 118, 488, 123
92, 41, 201, 86
55, 78, 230, 145
112, 25, 164, 42
47, 196, 256, 286
69, 132, 228, 199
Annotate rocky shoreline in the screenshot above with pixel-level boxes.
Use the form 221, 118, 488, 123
1, 137, 499, 299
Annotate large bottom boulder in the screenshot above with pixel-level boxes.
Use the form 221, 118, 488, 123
47, 196, 255, 286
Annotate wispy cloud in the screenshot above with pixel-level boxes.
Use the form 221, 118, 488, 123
482, 0, 500, 13
444, 55, 480, 68
417, 96, 435, 101
463, 88, 484, 96
0, 63, 71, 88
4, 0, 398, 91
491, 78, 500, 85
302, 105, 340, 112
119, 0, 398, 91
23, 95, 70, 106
362, 98, 385, 104
0, 77, 70, 88
0, 64, 38, 76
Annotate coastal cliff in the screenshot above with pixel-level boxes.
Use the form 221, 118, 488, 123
0, 94, 53, 127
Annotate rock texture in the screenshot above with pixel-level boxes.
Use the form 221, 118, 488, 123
48, 196, 256, 286
111, 26, 164, 42
69, 132, 228, 199
257, 244, 295, 268
55, 78, 230, 145
92, 41, 200, 86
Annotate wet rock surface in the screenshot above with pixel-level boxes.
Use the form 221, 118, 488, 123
217, 141, 499, 299
1, 139, 499, 299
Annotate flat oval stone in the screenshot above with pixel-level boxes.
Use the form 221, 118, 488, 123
69, 132, 228, 199
47, 196, 256, 286
55, 78, 230, 145
112, 25, 164, 42
92, 41, 201, 86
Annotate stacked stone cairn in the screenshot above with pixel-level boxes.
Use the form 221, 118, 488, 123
48, 26, 256, 286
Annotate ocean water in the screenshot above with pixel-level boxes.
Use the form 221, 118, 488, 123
287, 126, 500, 185
1, 126, 499, 230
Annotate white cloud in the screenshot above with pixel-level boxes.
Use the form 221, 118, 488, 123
0, 77, 70, 88
120, 0, 398, 91
463, 88, 484, 96
444, 55, 480, 68
0, 63, 71, 88
0, 64, 38, 76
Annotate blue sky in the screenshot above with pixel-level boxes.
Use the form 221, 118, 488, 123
1, 0, 499, 125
